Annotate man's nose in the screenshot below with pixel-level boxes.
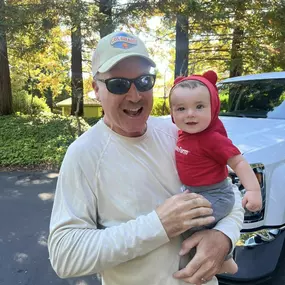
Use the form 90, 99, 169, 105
125, 83, 141, 102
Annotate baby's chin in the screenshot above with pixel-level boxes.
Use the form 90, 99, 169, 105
180, 126, 208, 134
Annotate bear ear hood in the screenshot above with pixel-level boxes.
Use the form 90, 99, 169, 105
172, 70, 218, 87
173, 76, 187, 85
171, 71, 220, 123
202, 70, 218, 86
171, 70, 228, 137
171, 70, 218, 94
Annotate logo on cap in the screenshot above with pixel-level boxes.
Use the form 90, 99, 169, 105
110, 32, 137, 49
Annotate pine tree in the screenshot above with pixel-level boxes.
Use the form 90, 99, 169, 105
0, 0, 12, 115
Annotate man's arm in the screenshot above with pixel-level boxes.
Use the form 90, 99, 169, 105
48, 145, 170, 278
173, 184, 244, 284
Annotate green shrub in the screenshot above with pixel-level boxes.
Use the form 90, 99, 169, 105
84, 117, 101, 126
219, 94, 229, 112
12, 90, 51, 115
0, 113, 90, 169
151, 97, 170, 116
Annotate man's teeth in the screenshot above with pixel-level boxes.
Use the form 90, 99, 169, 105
124, 107, 142, 116
127, 108, 140, 112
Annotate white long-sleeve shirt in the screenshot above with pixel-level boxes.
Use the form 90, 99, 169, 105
48, 116, 244, 285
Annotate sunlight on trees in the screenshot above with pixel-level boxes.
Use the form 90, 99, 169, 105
1, 0, 284, 115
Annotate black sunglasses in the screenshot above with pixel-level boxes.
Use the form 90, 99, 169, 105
97, 74, 156, 95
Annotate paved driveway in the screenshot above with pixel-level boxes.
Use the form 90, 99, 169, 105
0, 171, 101, 285
1, 171, 284, 285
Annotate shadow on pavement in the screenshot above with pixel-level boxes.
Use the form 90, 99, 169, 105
0, 171, 101, 285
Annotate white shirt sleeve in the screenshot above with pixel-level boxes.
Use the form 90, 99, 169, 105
48, 146, 169, 278
214, 183, 245, 251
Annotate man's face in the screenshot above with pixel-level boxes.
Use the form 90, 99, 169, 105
93, 57, 153, 137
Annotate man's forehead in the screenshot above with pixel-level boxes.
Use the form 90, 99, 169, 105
100, 58, 151, 79
111, 56, 151, 70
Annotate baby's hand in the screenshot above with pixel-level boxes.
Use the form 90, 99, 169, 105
242, 191, 262, 212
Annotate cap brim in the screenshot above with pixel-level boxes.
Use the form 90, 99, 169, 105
98, 53, 156, 73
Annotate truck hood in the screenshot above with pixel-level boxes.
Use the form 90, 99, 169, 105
220, 116, 285, 154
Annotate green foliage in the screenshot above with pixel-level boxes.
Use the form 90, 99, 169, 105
219, 93, 228, 112
0, 113, 90, 169
84, 117, 101, 126
9, 26, 71, 102
155, 0, 285, 77
151, 97, 170, 116
13, 90, 51, 115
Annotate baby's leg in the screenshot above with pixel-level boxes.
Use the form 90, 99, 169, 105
218, 258, 238, 274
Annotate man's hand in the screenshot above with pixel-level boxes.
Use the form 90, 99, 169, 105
173, 229, 231, 284
156, 191, 215, 238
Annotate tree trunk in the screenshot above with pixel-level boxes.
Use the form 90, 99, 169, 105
175, 14, 189, 78
0, 0, 12, 115
71, 23, 83, 116
99, 0, 114, 38
45, 87, 53, 112
230, 3, 245, 78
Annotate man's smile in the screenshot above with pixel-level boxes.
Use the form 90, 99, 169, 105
123, 107, 143, 117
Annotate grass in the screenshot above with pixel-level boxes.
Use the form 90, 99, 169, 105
0, 113, 90, 170
0, 97, 172, 171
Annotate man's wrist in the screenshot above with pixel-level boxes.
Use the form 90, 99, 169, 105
213, 229, 232, 254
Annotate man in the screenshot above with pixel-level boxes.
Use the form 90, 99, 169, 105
48, 31, 244, 285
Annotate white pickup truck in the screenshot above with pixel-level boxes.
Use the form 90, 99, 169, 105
216, 72, 285, 284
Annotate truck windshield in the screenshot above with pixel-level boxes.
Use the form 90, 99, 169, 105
218, 79, 285, 119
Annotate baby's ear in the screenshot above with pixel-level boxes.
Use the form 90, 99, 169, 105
202, 70, 218, 85
174, 76, 186, 85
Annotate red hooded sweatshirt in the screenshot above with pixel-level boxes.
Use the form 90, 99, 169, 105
173, 71, 241, 187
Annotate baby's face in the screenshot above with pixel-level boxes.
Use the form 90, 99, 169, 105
170, 86, 211, 134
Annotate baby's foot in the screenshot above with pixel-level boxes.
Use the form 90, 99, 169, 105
218, 258, 238, 275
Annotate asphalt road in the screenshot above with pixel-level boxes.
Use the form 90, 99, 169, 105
0, 171, 101, 285
1, 171, 284, 285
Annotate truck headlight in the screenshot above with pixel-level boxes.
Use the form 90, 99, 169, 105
228, 163, 265, 223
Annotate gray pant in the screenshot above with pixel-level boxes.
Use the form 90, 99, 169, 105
179, 178, 235, 269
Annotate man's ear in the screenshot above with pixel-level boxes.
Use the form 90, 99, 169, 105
92, 80, 101, 101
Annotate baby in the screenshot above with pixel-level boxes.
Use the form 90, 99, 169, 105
169, 71, 262, 275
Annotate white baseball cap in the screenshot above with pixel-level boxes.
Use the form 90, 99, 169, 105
92, 31, 156, 77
